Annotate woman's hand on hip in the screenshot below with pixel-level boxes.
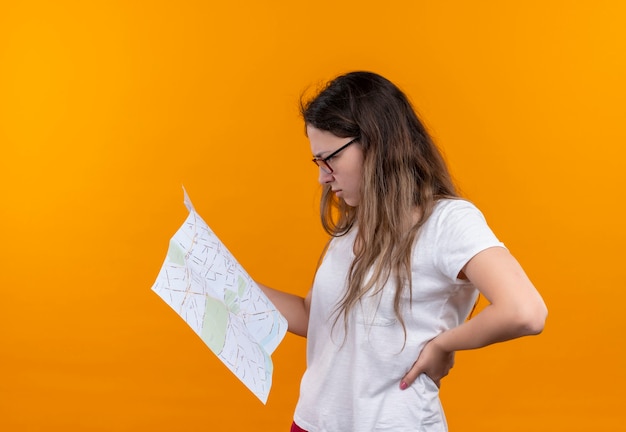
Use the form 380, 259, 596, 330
399, 337, 454, 390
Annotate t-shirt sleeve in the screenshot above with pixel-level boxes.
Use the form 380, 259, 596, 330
432, 200, 505, 282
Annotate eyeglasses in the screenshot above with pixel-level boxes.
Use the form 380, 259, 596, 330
312, 137, 359, 174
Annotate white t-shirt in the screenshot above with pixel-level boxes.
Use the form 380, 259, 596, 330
293, 199, 505, 432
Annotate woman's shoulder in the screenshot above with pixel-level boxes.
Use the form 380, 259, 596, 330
425, 198, 490, 233
432, 197, 482, 216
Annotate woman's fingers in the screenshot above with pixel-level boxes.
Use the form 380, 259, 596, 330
400, 339, 455, 390
399, 361, 422, 390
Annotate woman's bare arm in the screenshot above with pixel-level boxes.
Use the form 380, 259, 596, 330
400, 247, 547, 388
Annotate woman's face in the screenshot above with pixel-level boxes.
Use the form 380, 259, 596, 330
308, 125, 364, 207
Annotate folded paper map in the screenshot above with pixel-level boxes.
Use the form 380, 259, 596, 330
151, 188, 288, 404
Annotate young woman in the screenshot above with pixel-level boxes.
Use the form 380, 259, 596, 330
258, 71, 547, 432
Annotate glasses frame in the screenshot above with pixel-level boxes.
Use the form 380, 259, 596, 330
312, 137, 359, 174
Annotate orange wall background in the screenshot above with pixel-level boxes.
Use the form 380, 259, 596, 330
1, 1, 624, 430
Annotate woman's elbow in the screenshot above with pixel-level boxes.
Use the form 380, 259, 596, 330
289, 321, 309, 338
518, 301, 548, 336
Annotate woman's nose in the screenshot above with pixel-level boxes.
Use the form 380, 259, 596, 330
318, 167, 334, 185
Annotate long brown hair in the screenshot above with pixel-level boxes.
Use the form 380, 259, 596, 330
301, 71, 458, 336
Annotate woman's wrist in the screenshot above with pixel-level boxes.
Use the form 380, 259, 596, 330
432, 330, 454, 353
